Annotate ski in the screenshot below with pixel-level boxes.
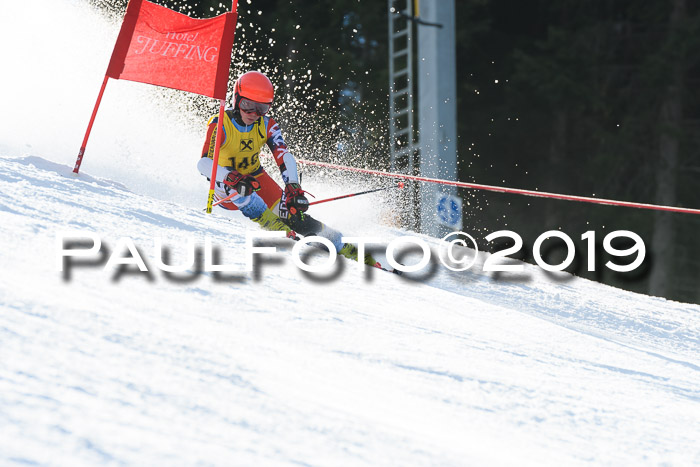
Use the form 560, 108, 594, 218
285, 230, 402, 275
374, 263, 403, 275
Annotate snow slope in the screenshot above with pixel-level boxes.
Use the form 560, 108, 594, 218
2, 0, 699, 464
1, 155, 699, 466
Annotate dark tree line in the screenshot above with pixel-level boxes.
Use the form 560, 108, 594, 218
454, 0, 700, 304
93, 0, 700, 303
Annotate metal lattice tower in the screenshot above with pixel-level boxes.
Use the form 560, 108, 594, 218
388, 0, 418, 176
388, 0, 420, 230
388, 0, 459, 236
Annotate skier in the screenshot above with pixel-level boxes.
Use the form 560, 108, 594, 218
198, 70, 377, 266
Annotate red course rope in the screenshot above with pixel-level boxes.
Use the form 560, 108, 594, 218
294, 158, 700, 215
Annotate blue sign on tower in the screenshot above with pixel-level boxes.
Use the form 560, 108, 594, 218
436, 194, 462, 228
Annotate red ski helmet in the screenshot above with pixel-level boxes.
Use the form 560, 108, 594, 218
234, 71, 274, 106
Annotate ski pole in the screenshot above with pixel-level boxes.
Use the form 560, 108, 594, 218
211, 191, 236, 207
309, 182, 404, 206
212, 182, 405, 208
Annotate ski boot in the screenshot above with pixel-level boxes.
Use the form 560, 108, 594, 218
251, 208, 298, 238
339, 243, 380, 267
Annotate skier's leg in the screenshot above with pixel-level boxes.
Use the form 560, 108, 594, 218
233, 192, 293, 233
216, 170, 293, 234
284, 212, 378, 266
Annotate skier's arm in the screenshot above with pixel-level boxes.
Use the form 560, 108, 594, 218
198, 116, 231, 182
197, 157, 228, 183
201, 119, 217, 159
198, 119, 230, 184
265, 117, 299, 185
264, 117, 308, 213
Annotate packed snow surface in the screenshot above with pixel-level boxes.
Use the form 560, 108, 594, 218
1, 155, 699, 465
2, 0, 699, 464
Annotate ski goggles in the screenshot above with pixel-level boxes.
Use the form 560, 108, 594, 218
239, 98, 271, 116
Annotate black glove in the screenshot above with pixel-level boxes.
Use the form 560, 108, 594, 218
223, 170, 260, 196
284, 183, 309, 214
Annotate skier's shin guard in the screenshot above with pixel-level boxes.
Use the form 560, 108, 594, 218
286, 213, 343, 251
251, 208, 293, 233
339, 243, 378, 266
